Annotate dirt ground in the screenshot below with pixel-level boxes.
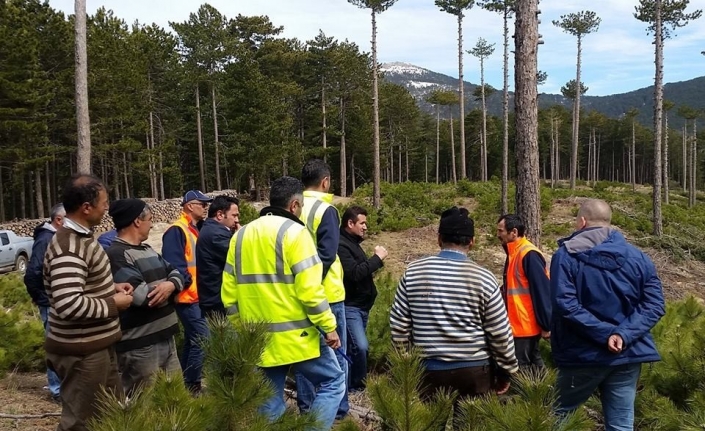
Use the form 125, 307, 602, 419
2, 195, 704, 427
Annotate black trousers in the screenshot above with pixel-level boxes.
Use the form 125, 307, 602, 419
514, 335, 545, 368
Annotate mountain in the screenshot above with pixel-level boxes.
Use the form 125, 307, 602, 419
380, 61, 705, 127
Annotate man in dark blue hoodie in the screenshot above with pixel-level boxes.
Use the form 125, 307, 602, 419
24, 203, 65, 402
550, 199, 665, 431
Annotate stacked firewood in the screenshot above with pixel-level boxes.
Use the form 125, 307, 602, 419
0, 190, 239, 237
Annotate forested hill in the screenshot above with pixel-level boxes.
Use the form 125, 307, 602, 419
381, 62, 705, 128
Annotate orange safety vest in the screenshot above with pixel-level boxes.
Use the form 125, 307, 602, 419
173, 213, 199, 304
504, 236, 549, 338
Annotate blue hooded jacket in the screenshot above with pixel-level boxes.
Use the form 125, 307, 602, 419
24, 222, 56, 307
550, 227, 665, 367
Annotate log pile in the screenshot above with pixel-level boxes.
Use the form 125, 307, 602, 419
0, 190, 240, 237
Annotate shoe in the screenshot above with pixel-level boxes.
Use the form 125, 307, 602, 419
51, 394, 61, 405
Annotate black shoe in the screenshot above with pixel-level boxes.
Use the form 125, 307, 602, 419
51, 394, 61, 405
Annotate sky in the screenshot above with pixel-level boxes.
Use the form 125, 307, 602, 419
48, 0, 705, 96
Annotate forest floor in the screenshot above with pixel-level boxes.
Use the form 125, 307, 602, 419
2, 195, 704, 430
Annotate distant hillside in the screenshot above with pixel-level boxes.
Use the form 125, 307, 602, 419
381, 62, 705, 128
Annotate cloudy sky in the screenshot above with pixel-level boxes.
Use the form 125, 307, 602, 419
49, 0, 705, 96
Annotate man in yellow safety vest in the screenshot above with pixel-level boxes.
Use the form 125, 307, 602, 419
221, 176, 344, 430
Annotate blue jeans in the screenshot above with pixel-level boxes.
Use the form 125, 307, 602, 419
39, 306, 61, 397
556, 363, 642, 431
261, 335, 345, 431
296, 301, 349, 418
175, 303, 209, 390
345, 306, 369, 390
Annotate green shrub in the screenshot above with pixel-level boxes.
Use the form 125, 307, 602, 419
239, 201, 259, 226
0, 273, 44, 376
367, 272, 397, 369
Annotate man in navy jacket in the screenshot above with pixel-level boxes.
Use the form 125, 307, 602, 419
550, 199, 665, 430
196, 195, 240, 319
24, 203, 65, 402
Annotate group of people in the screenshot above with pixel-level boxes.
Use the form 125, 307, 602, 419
390, 198, 665, 431
24, 161, 665, 431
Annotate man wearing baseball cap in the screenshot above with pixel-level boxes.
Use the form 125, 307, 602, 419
162, 190, 212, 395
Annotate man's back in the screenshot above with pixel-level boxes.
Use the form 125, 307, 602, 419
551, 227, 665, 367
196, 218, 232, 311
390, 253, 516, 370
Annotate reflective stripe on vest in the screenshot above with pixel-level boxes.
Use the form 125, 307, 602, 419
306, 200, 324, 241
174, 218, 199, 303
505, 238, 547, 337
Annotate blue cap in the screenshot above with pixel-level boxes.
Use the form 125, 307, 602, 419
181, 190, 213, 205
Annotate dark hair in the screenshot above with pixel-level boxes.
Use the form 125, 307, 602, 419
301, 159, 331, 188
498, 214, 525, 237
341, 206, 368, 227
208, 195, 240, 218
270, 176, 304, 209
62, 174, 106, 214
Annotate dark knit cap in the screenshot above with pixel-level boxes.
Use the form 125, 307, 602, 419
438, 206, 474, 238
109, 199, 147, 231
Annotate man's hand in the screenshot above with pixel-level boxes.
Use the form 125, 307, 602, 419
608, 334, 624, 353
113, 292, 133, 311
374, 245, 388, 260
148, 281, 176, 307
495, 380, 511, 395
325, 330, 341, 349
115, 282, 134, 295
541, 330, 551, 340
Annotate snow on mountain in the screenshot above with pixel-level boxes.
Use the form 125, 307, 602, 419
380, 62, 431, 77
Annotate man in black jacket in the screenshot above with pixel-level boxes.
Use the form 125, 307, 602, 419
24, 203, 65, 402
338, 206, 387, 391
196, 195, 240, 319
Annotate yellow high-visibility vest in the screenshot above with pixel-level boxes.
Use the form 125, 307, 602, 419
301, 191, 345, 304
221, 212, 337, 367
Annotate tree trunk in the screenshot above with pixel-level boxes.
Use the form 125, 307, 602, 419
450, 108, 457, 184
457, 14, 466, 179
44, 160, 51, 214
75, 0, 91, 174
123, 153, 130, 198
158, 126, 165, 199
550, 117, 556, 189
371, 10, 381, 208
398, 144, 402, 183
663, 111, 669, 204
652, 0, 663, 236
514, 0, 541, 244
587, 128, 593, 185
19, 170, 26, 219
481, 57, 488, 182
0, 168, 4, 222
690, 119, 697, 207
322, 77, 327, 163
683, 123, 688, 192
632, 120, 637, 192
28, 171, 35, 219
212, 84, 221, 191
435, 105, 440, 184
34, 169, 44, 219
350, 154, 356, 192
195, 85, 206, 191
570, 36, 583, 189
340, 98, 347, 197
501, 5, 510, 214
148, 116, 157, 199
113, 151, 120, 200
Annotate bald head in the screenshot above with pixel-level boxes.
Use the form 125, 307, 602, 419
576, 199, 612, 229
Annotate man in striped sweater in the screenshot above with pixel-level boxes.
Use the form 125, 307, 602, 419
106, 199, 184, 397
44, 174, 134, 431
390, 206, 518, 402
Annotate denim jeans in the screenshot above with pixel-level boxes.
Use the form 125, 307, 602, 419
345, 306, 370, 390
261, 335, 345, 431
556, 363, 642, 431
39, 306, 61, 397
174, 303, 209, 390
295, 301, 349, 418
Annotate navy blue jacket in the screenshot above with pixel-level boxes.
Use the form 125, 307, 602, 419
196, 218, 233, 311
550, 227, 665, 367
24, 222, 55, 307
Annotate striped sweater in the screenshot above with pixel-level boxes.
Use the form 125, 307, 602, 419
43, 223, 121, 356
106, 238, 183, 352
390, 251, 519, 375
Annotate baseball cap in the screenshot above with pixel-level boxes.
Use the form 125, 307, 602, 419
181, 190, 214, 206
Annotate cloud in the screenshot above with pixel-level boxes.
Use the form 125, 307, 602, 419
47, 0, 705, 96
